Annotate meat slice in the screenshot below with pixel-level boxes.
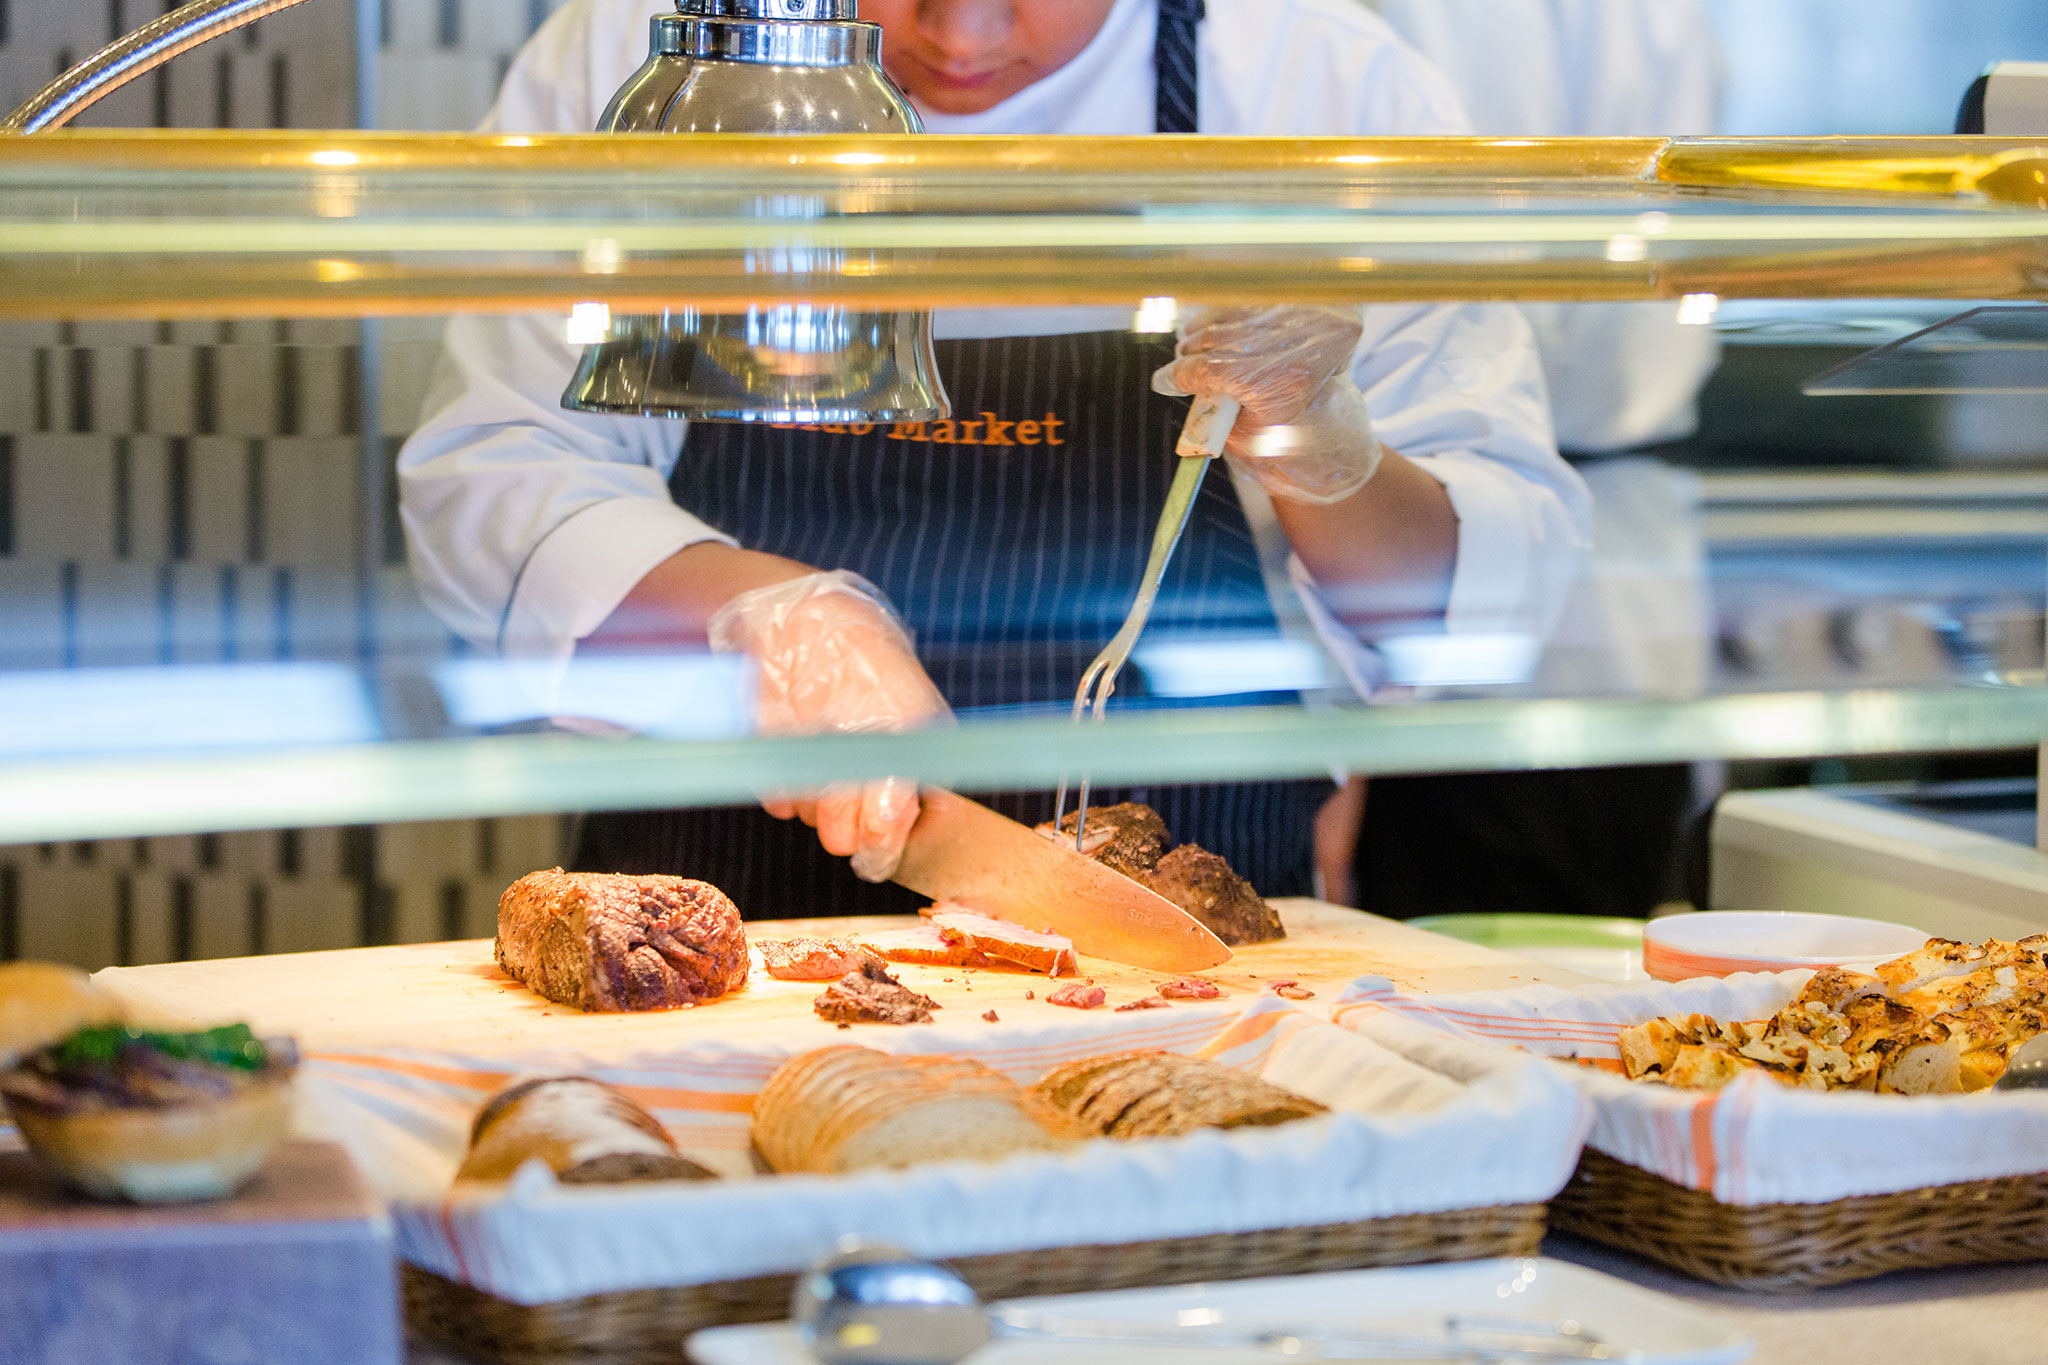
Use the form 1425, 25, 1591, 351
1157, 977, 1223, 1000
495, 869, 748, 1012
1047, 983, 1106, 1010
858, 922, 989, 969
759, 937, 881, 982
1116, 996, 1172, 1012
813, 960, 939, 1026
925, 906, 1077, 977
1040, 803, 1284, 947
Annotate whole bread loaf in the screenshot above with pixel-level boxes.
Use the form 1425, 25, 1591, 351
753, 1046, 1081, 1175
457, 1076, 717, 1185
496, 869, 749, 1012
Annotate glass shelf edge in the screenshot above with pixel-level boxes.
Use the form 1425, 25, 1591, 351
0, 686, 2039, 846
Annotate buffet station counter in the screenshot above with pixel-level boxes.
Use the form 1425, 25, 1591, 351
0, 900, 2032, 1364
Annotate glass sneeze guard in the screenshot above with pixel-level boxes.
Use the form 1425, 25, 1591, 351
4, 134, 2048, 318
0, 131, 2045, 844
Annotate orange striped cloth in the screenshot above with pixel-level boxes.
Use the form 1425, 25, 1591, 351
297, 997, 1587, 1306
1335, 973, 2048, 1207
298, 1004, 1242, 1196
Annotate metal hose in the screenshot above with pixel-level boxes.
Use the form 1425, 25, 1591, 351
2, 0, 317, 134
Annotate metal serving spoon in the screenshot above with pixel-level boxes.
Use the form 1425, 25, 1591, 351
1995, 1033, 2048, 1090
791, 1245, 1630, 1364
1051, 396, 1241, 850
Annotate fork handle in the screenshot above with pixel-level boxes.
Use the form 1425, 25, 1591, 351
1179, 396, 1242, 459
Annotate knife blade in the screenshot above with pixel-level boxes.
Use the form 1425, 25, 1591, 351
892, 789, 1232, 972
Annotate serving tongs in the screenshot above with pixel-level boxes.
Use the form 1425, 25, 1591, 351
1052, 396, 1241, 848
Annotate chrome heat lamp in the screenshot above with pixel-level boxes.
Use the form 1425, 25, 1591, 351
562, 0, 949, 423
4, 0, 950, 426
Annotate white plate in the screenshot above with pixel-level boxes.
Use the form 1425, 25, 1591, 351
1643, 910, 1926, 981
687, 1257, 1752, 1365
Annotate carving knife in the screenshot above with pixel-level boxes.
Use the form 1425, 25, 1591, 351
892, 788, 1232, 972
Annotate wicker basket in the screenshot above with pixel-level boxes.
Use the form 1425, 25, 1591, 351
404, 1203, 1548, 1365
1552, 1147, 2048, 1292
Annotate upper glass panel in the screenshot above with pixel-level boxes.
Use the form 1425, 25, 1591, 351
3, 135, 2048, 318
0, 134, 2043, 843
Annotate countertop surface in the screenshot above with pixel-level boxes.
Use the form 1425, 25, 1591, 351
401, 1243, 2048, 1365
82, 905, 2048, 1365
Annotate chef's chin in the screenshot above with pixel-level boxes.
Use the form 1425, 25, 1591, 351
887, 59, 1034, 116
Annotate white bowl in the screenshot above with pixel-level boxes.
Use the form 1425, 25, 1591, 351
1643, 910, 1928, 982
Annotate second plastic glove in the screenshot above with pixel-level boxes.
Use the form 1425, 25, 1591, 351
1153, 305, 1384, 506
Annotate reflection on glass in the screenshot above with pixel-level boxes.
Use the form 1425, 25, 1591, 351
0, 665, 377, 758
433, 654, 752, 739
1806, 306, 2048, 395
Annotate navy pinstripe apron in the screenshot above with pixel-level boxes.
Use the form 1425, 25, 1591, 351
577, 0, 1329, 917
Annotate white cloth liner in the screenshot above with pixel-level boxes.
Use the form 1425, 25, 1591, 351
299, 997, 1588, 1306
1335, 973, 2048, 1207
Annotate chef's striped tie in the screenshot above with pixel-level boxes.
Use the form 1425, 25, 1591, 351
1155, 0, 1203, 135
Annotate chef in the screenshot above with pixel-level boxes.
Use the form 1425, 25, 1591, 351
1324, 0, 1724, 916
399, 0, 1590, 918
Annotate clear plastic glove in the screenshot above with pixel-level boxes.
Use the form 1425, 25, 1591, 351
708, 571, 951, 883
1152, 305, 1384, 506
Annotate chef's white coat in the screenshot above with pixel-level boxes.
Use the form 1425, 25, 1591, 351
398, 0, 1592, 678
1361, 0, 1724, 451
1359, 0, 1723, 700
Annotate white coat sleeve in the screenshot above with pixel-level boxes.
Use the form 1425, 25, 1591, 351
396, 0, 733, 660
1275, 20, 1591, 673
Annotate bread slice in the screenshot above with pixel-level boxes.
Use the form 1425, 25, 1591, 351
1031, 1051, 1326, 1139
1788, 967, 1888, 1016
1662, 1044, 1769, 1092
1880, 1030, 1966, 1095
1874, 939, 1989, 996
457, 1077, 714, 1185
0, 963, 125, 1067
752, 1047, 1080, 1176
1618, 1018, 1686, 1079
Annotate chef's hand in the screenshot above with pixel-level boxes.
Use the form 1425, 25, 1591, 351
708, 571, 951, 882
1153, 306, 1384, 506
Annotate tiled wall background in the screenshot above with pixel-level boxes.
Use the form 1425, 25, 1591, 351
0, 0, 581, 970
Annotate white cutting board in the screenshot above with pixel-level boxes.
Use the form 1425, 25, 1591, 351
95, 900, 1587, 1058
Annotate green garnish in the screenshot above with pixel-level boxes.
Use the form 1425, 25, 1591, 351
50, 1023, 269, 1072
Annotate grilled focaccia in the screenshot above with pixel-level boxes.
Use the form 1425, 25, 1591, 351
1620, 936, 2048, 1096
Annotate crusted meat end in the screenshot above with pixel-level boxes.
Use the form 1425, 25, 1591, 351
1148, 845, 1285, 946
813, 960, 939, 1026
1038, 803, 1168, 878
1040, 803, 1284, 946
496, 869, 748, 1013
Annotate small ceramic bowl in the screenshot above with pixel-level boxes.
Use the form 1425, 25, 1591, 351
1642, 910, 1929, 983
